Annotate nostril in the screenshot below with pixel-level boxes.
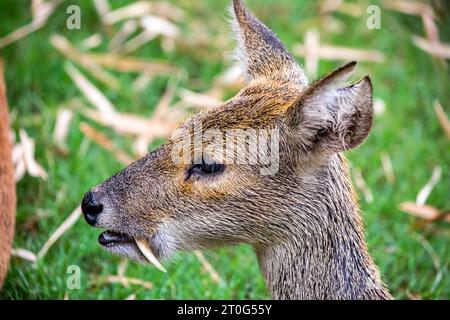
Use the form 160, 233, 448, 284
81, 191, 103, 226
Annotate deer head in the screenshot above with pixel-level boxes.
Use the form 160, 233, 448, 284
82, 0, 388, 299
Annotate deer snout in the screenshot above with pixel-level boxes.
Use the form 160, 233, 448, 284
81, 191, 103, 226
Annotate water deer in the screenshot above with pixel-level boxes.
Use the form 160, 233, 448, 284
82, 0, 391, 299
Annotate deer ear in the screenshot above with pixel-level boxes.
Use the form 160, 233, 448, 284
287, 62, 373, 153
230, 0, 307, 86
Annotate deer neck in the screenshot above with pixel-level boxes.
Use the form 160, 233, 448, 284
255, 155, 391, 300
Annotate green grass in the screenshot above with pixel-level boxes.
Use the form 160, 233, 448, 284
0, 0, 449, 299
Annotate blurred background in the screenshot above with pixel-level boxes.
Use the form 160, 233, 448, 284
0, 0, 448, 299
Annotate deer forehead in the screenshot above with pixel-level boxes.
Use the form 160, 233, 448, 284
181, 81, 301, 133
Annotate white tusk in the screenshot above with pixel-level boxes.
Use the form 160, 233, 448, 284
135, 238, 167, 273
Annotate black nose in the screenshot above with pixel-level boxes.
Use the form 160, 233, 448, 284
81, 191, 103, 226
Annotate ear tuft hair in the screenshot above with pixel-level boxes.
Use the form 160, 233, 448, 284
287, 62, 373, 153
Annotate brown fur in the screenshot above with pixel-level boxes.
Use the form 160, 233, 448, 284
83, 0, 391, 299
0, 58, 16, 288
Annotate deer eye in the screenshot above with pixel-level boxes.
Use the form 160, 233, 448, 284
201, 162, 224, 174
187, 159, 225, 179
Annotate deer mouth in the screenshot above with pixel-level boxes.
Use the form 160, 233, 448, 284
98, 230, 167, 273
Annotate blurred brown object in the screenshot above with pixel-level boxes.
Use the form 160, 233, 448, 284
400, 202, 449, 223
382, 0, 450, 61
433, 100, 450, 138
0, 58, 16, 288
0, 0, 60, 49
293, 29, 385, 77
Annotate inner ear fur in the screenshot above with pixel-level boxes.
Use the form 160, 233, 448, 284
287, 62, 374, 153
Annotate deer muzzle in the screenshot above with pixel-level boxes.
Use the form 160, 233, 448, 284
81, 189, 167, 272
